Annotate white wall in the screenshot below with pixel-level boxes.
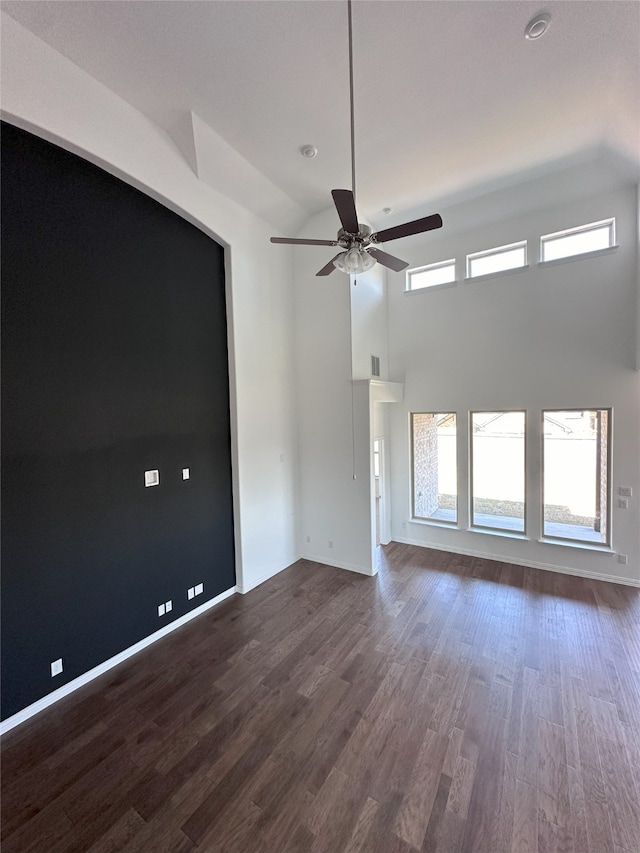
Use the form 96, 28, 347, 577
388, 181, 640, 585
293, 208, 382, 575
0, 13, 299, 593
636, 184, 640, 371
350, 261, 388, 380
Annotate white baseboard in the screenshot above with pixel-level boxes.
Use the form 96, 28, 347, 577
236, 556, 297, 594
391, 537, 640, 587
0, 586, 237, 736
300, 552, 376, 577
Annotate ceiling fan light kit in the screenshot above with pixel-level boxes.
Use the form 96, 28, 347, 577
334, 245, 376, 274
270, 0, 442, 277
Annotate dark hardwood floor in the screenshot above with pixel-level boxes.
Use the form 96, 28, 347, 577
2, 543, 639, 852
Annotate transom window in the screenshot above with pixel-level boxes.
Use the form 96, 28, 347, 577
466, 241, 527, 279
407, 259, 456, 291
541, 219, 615, 262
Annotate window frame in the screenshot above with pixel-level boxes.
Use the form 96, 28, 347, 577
466, 240, 527, 280
540, 408, 612, 548
469, 409, 527, 535
410, 412, 458, 525
540, 218, 616, 264
406, 259, 457, 293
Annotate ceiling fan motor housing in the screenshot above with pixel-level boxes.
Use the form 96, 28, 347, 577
337, 223, 372, 248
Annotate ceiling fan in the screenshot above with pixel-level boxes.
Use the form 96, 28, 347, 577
270, 0, 442, 277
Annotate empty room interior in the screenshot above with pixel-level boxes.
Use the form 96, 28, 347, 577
1, 1, 639, 852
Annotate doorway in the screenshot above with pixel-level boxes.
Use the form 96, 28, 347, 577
373, 438, 391, 548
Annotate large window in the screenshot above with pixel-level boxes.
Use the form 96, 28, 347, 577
412, 413, 457, 523
542, 410, 610, 544
470, 411, 526, 532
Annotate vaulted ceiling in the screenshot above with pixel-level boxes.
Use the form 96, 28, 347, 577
3, 0, 639, 231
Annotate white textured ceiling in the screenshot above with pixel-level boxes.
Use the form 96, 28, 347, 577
2, 0, 639, 230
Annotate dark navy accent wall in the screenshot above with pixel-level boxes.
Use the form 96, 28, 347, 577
1, 122, 235, 720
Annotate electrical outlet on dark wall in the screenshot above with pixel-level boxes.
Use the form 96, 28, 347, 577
0, 122, 235, 720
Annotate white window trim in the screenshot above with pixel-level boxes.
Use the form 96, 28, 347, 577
464, 264, 530, 284
538, 244, 619, 269
468, 527, 529, 542
411, 518, 461, 530
538, 537, 614, 554
466, 240, 527, 279
540, 218, 615, 263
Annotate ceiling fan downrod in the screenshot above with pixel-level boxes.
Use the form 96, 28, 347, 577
347, 0, 356, 204
269, 0, 443, 276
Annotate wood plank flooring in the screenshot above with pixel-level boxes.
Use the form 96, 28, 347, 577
2, 544, 639, 852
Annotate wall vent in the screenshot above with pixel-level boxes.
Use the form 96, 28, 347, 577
371, 355, 380, 377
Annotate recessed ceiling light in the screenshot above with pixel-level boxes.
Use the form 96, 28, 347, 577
300, 145, 318, 159
525, 12, 551, 40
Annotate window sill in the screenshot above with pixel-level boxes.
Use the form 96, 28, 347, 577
464, 265, 529, 284
468, 526, 528, 541
404, 280, 458, 295
410, 518, 460, 530
538, 537, 614, 553
538, 245, 619, 267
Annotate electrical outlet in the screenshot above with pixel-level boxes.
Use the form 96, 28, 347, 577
306, 535, 311, 543
158, 603, 165, 616
401, 522, 407, 529
165, 600, 172, 612
182, 468, 190, 480
619, 486, 632, 497
618, 554, 628, 565
195, 583, 204, 596
51, 658, 63, 677
328, 540, 334, 549
145, 469, 159, 487
188, 587, 195, 600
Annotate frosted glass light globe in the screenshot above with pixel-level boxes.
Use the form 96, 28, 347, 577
333, 246, 376, 274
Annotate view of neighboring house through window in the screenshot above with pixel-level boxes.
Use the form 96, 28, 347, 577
542, 409, 610, 544
470, 411, 526, 532
412, 413, 457, 523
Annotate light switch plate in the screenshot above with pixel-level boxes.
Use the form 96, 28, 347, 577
619, 486, 632, 497
51, 658, 63, 677
182, 468, 190, 480
194, 583, 204, 596
145, 470, 159, 487
158, 603, 165, 616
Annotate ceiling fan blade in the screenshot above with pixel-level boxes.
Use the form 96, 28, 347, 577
331, 189, 359, 234
367, 247, 409, 272
372, 213, 443, 243
316, 253, 344, 276
270, 237, 338, 246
